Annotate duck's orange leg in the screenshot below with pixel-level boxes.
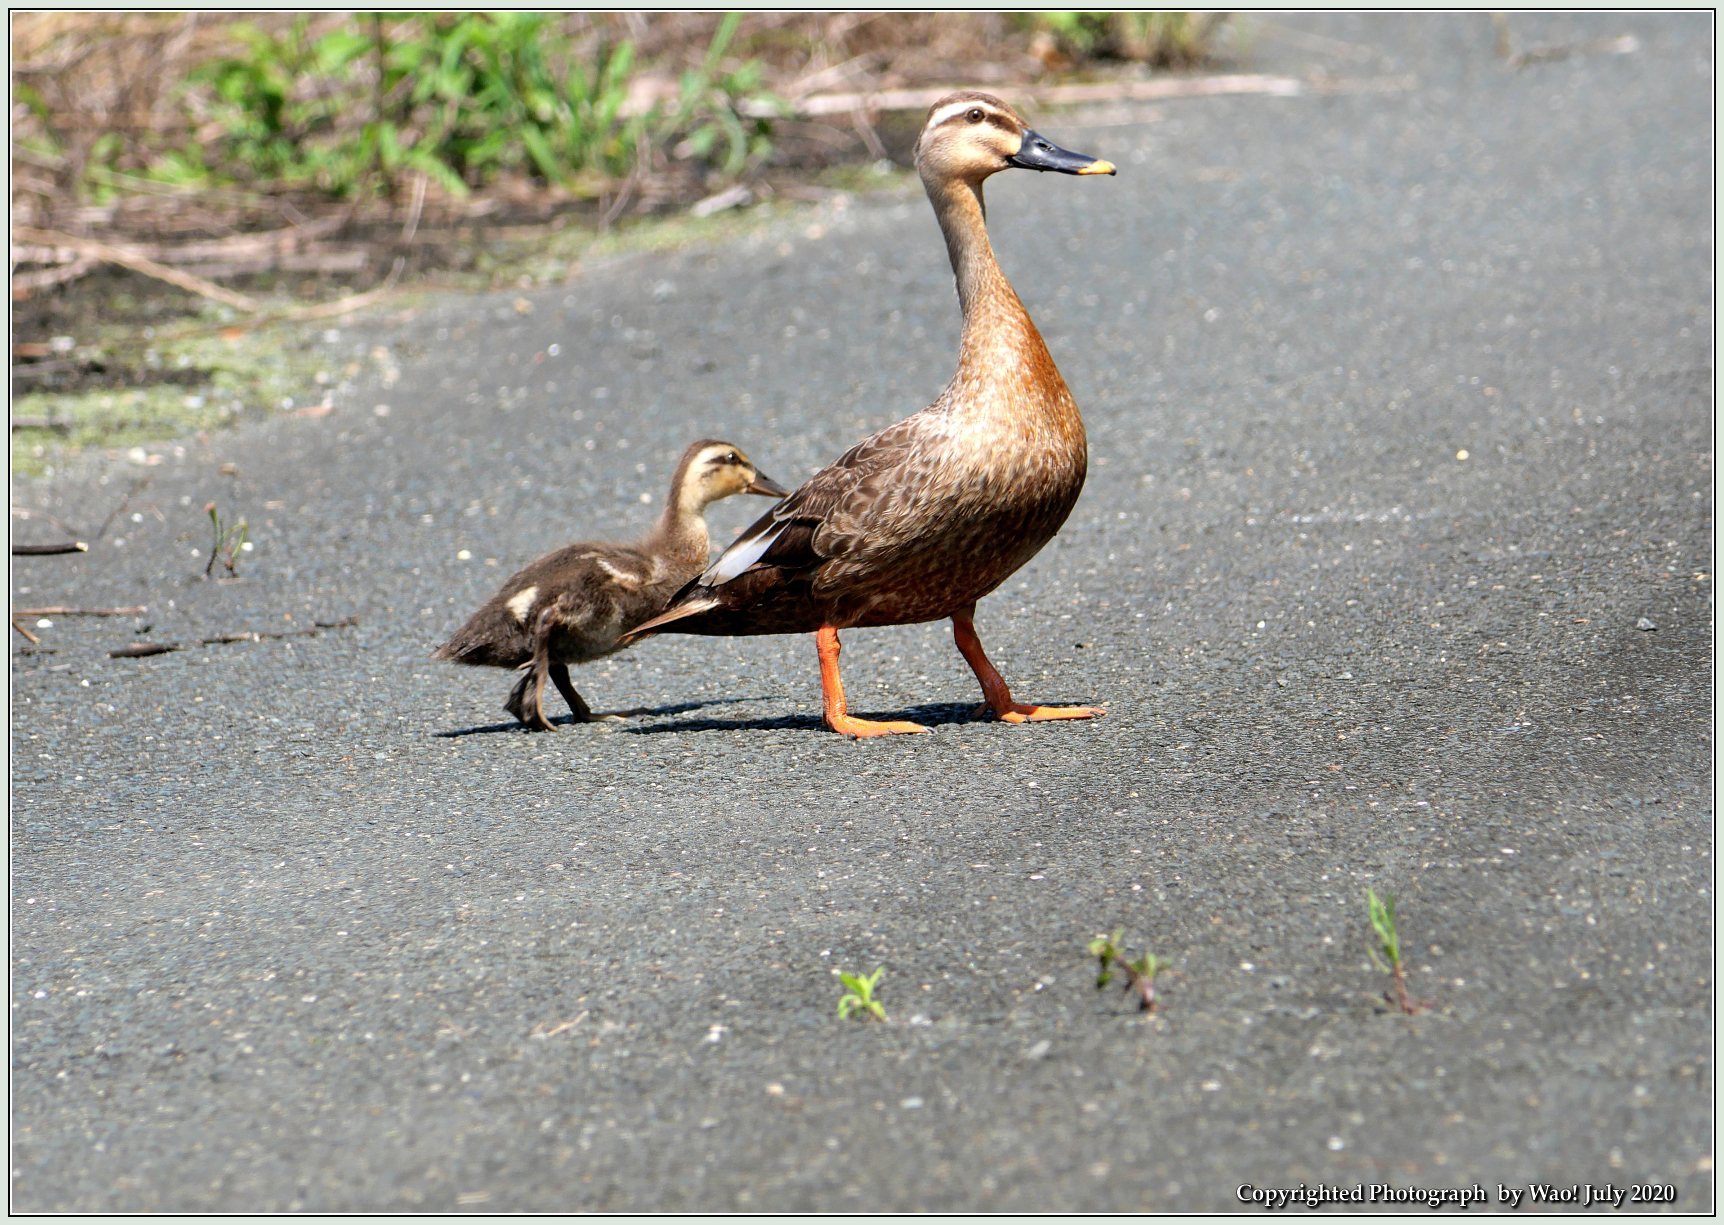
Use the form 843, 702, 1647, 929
817, 625, 930, 737
951, 607, 1105, 724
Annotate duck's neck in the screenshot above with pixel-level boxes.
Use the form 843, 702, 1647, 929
645, 471, 712, 563
928, 175, 1056, 386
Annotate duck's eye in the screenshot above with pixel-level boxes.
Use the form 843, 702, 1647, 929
966, 108, 984, 124
726, 452, 741, 465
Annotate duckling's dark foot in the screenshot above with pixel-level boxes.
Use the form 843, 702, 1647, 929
547, 663, 625, 723
952, 609, 1104, 726
817, 625, 930, 738
506, 668, 557, 732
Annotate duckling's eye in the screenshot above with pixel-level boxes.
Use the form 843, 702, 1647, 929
725, 452, 741, 465
966, 108, 984, 124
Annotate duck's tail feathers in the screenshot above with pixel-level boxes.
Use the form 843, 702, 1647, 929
619, 592, 721, 644
431, 635, 507, 667
431, 606, 529, 667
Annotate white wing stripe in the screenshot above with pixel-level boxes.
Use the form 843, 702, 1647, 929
702, 519, 787, 585
505, 586, 539, 622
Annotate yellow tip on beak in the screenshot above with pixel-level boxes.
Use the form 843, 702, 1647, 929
1077, 159, 1117, 176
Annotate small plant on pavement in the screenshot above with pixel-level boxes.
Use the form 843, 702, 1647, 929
204, 500, 248, 577
1088, 930, 1168, 1013
1367, 888, 1424, 1014
836, 966, 887, 1022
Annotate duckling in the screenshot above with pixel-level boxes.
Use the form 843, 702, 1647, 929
433, 440, 787, 731
624, 93, 1114, 737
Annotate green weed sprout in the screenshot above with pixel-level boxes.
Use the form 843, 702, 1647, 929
204, 500, 249, 577
836, 966, 887, 1022
1088, 930, 1168, 1013
1367, 888, 1423, 1014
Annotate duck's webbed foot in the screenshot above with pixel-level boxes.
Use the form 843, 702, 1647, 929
952, 608, 1105, 725
993, 701, 1106, 723
828, 711, 932, 738
505, 665, 557, 732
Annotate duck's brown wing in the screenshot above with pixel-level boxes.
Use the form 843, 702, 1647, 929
625, 418, 934, 638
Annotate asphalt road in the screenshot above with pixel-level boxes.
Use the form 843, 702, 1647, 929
10, 13, 1712, 1213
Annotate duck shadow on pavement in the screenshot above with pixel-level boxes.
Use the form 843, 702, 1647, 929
621, 700, 1008, 735
433, 694, 770, 738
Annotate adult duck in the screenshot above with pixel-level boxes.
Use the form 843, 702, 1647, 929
626, 92, 1113, 737
434, 440, 786, 730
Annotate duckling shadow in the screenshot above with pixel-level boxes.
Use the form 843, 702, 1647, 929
434, 695, 767, 739
623, 701, 982, 736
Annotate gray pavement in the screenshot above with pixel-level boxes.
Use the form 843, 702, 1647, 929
10, 12, 1713, 1213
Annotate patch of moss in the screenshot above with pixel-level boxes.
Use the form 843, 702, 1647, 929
12, 321, 336, 477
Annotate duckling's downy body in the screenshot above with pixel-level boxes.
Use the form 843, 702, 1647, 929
434, 440, 785, 730
626, 93, 1114, 736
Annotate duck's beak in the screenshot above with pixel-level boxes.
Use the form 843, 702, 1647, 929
746, 471, 790, 498
1007, 129, 1117, 176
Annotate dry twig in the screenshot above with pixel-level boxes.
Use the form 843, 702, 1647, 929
109, 614, 360, 658
213, 614, 360, 641
743, 74, 1314, 121
12, 541, 88, 556
11, 256, 100, 297
1491, 13, 1638, 68
110, 642, 179, 657
12, 224, 260, 311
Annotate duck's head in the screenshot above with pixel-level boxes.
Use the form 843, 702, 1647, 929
676, 440, 789, 511
913, 91, 1117, 187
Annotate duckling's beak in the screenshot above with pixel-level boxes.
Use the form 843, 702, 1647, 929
1007, 129, 1117, 176
746, 471, 790, 498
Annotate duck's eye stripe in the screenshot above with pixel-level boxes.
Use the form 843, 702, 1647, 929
928, 100, 989, 130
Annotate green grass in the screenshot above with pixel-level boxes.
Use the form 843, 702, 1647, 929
1366, 888, 1425, 1014
148, 13, 778, 202
203, 499, 250, 577
836, 966, 887, 1022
